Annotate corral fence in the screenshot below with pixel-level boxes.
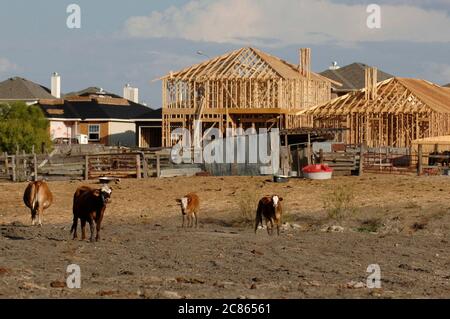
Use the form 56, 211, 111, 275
353, 145, 450, 176
0, 148, 182, 182
0, 153, 38, 182
360, 146, 416, 175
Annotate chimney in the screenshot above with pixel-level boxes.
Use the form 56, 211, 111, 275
299, 48, 311, 78
123, 84, 139, 103
365, 67, 378, 100
51, 72, 61, 98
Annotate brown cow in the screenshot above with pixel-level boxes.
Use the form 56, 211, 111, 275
254, 195, 283, 235
70, 185, 112, 242
23, 181, 53, 226
176, 193, 200, 228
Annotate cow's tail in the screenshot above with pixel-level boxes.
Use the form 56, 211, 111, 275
70, 216, 77, 234
30, 183, 39, 216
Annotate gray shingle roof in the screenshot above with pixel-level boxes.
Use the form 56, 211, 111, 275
39, 98, 161, 121
0, 77, 55, 100
320, 63, 394, 92
63, 87, 119, 98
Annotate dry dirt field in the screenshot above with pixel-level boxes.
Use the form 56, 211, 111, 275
1, 174, 450, 299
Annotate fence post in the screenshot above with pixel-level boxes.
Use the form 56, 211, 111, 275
84, 155, 89, 180
359, 143, 365, 176
4, 152, 9, 178
15, 154, 21, 182
306, 133, 312, 165
417, 144, 423, 176
136, 154, 141, 179
33, 153, 38, 181
156, 154, 161, 178
142, 154, 148, 179
12, 155, 16, 182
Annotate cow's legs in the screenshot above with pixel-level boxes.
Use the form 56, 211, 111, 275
31, 209, 36, 226
194, 212, 198, 228
71, 217, 78, 239
81, 219, 87, 240
37, 207, 43, 227
267, 219, 274, 236
182, 214, 185, 228
88, 219, 95, 242
95, 222, 101, 242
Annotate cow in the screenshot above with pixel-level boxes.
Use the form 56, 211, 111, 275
70, 185, 112, 242
176, 193, 200, 228
23, 181, 53, 226
254, 195, 283, 236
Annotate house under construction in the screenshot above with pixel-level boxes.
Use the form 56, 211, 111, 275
301, 68, 450, 148
160, 47, 339, 146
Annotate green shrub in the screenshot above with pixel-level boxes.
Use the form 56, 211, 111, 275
323, 186, 356, 220
0, 102, 52, 154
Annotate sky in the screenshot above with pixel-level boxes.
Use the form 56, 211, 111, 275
0, 0, 449, 108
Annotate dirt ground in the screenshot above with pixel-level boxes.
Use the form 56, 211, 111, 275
1, 174, 450, 299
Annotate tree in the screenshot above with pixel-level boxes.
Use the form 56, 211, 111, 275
0, 102, 52, 154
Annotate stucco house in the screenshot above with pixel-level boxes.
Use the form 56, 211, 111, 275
38, 87, 161, 147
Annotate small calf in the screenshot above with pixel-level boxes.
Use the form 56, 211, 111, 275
176, 193, 200, 228
70, 185, 112, 242
254, 195, 283, 236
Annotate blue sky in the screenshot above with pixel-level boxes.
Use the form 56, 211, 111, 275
0, 0, 449, 108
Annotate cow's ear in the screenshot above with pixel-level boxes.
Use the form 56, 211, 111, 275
93, 189, 101, 197
176, 199, 181, 203
279, 197, 283, 202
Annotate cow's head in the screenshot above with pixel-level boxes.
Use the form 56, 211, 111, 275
176, 197, 189, 215
100, 185, 112, 204
272, 195, 283, 208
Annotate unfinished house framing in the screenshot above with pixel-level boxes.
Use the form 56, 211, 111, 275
161, 47, 337, 146
301, 68, 450, 148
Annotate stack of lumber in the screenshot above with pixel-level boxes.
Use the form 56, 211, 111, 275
322, 152, 358, 175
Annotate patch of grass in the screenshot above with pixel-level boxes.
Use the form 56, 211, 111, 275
235, 190, 260, 226
281, 211, 296, 224
357, 218, 383, 233
323, 186, 356, 221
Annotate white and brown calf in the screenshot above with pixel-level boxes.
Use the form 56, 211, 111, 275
254, 195, 283, 235
176, 193, 200, 228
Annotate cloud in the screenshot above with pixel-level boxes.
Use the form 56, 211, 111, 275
124, 0, 450, 46
0, 57, 17, 74
423, 62, 450, 85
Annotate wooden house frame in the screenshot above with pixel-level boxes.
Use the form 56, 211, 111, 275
160, 47, 338, 146
300, 68, 450, 148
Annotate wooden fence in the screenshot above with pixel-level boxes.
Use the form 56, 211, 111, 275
0, 150, 176, 182
0, 153, 38, 182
